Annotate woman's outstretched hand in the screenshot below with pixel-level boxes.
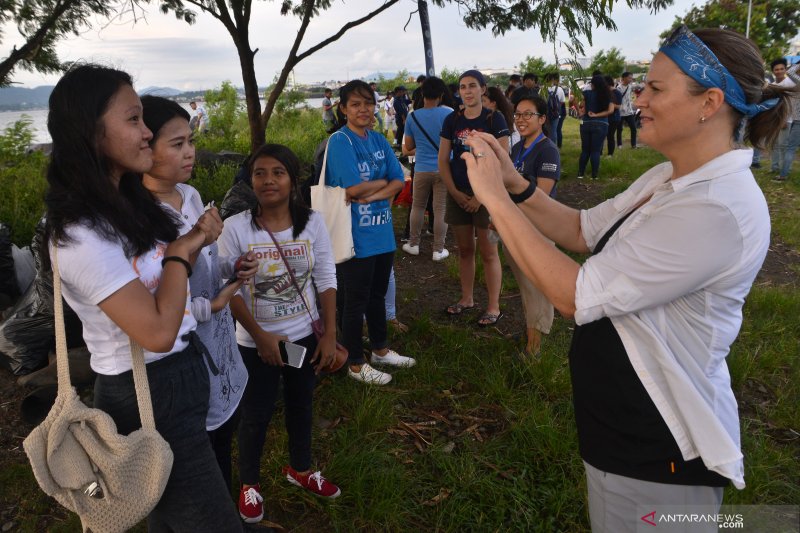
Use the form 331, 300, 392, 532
462, 133, 523, 206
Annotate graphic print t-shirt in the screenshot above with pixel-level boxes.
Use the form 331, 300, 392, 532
440, 108, 509, 193
325, 127, 404, 258
218, 211, 336, 346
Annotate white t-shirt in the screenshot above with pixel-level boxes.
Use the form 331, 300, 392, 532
218, 210, 336, 347
548, 85, 565, 105
373, 90, 381, 114
53, 224, 196, 375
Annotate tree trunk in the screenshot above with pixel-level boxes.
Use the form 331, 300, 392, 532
237, 46, 264, 152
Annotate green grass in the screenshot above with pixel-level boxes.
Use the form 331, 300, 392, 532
2, 115, 798, 532
0, 151, 48, 246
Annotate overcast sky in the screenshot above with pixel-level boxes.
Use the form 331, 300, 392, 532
2, 0, 698, 90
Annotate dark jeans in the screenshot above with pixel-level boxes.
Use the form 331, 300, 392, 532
237, 334, 317, 486
607, 119, 621, 155
94, 345, 242, 533
556, 114, 565, 148
395, 119, 406, 145
619, 114, 637, 147
336, 251, 393, 365
545, 116, 560, 142
579, 121, 608, 179
208, 406, 240, 493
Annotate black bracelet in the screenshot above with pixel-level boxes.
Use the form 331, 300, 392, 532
508, 181, 536, 204
161, 256, 192, 277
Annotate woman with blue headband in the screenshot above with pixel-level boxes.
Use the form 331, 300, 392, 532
459, 27, 795, 532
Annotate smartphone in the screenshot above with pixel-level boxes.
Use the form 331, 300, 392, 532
279, 341, 307, 368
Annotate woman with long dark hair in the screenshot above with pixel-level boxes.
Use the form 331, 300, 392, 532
461, 26, 793, 532
219, 144, 342, 523
325, 80, 416, 385
578, 74, 615, 179
140, 95, 251, 494
44, 64, 246, 531
483, 86, 518, 147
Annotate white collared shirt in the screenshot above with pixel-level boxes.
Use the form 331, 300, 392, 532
574, 149, 770, 489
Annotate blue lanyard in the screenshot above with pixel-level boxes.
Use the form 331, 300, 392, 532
514, 133, 545, 171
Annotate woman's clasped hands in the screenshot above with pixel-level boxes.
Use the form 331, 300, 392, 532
461, 132, 530, 206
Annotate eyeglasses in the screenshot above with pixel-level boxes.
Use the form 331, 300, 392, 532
513, 111, 543, 120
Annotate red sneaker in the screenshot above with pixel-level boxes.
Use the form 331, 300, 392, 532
238, 484, 264, 523
282, 465, 341, 498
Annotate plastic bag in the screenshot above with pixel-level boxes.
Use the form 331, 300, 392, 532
219, 180, 257, 220
0, 223, 20, 306
0, 220, 84, 375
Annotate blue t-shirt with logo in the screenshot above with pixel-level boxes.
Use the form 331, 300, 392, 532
404, 107, 453, 172
440, 108, 509, 193
325, 127, 404, 258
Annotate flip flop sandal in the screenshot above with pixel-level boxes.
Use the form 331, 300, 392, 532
445, 302, 476, 315
477, 311, 504, 326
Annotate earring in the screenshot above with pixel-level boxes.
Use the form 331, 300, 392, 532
700, 116, 706, 123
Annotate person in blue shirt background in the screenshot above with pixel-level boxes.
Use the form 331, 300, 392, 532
325, 80, 416, 385
402, 76, 454, 261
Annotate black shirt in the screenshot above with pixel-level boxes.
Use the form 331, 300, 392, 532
510, 136, 560, 197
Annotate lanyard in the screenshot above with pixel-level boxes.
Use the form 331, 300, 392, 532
514, 133, 545, 171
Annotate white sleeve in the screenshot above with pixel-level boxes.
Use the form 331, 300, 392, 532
191, 296, 212, 323
575, 199, 742, 324
56, 226, 138, 305
218, 213, 250, 281
309, 212, 337, 293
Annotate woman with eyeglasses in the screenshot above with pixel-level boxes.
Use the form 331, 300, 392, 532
507, 95, 560, 355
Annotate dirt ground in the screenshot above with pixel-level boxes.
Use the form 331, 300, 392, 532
0, 179, 797, 531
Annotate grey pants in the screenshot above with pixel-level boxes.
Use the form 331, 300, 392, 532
408, 170, 448, 253
584, 461, 723, 533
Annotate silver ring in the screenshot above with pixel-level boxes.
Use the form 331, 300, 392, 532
475, 152, 486, 158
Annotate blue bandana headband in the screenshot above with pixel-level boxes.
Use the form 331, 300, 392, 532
659, 25, 779, 118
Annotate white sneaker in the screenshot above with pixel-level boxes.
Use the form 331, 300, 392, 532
432, 248, 450, 261
371, 349, 416, 368
348, 363, 392, 385
576, 175, 584, 180
402, 243, 419, 256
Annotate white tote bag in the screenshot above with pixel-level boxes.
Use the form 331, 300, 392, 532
311, 132, 355, 264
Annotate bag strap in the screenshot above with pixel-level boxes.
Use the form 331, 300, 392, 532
52, 247, 159, 431
261, 225, 316, 325
410, 112, 439, 150
321, 130, 352, 187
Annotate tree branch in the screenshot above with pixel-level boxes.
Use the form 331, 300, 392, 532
0, 0, 79, 85
295, 0, 400, 63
